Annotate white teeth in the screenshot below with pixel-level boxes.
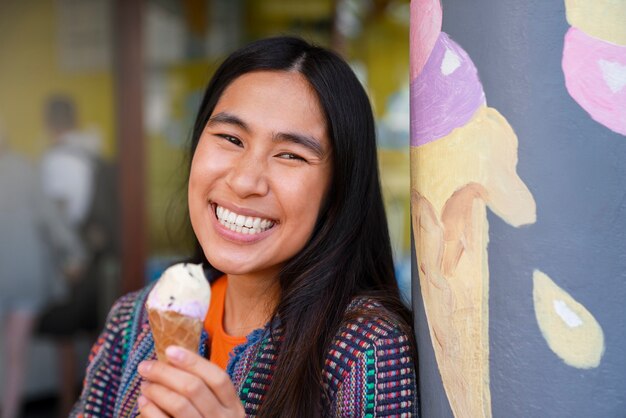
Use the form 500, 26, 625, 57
214, 205, 274, 235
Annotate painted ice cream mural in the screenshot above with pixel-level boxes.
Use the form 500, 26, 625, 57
410, 1, 537, 416
529, 0, 618, 370
410, 1, 610, 416
562, 0, 626, 135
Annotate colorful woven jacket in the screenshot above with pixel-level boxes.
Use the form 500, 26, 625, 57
70, 284, 418, 417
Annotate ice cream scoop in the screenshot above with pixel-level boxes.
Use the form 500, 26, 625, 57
562, 27, 626, 136
410, 0, 442, 79
411, 32, 486, 147
146, 263, 211, 361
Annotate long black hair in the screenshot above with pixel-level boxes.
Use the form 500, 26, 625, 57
188, 36, 414, 417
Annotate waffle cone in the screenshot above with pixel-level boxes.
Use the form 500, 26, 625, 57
147, 307, 204, 361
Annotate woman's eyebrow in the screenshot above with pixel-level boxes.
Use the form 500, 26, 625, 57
207, 112, 249, 131
208, 111, 325, 158
273, 132, 325, 158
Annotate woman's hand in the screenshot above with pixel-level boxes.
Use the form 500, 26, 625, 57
137, 346, 245, 418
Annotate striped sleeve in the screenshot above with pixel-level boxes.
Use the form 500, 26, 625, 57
70, 292, 138, 418
325, 322, 418, 417
367, 329, 418, 416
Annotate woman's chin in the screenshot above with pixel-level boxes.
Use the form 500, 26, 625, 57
207, 256, 256, 276
207, 255, 282, 280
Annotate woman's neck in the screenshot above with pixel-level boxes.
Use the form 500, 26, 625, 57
223, 271, 280, 337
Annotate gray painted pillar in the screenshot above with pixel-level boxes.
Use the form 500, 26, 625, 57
410, 1, 626, 417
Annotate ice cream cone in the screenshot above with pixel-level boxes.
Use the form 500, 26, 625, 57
147, 306, 204, 361
145, 263, 211, 361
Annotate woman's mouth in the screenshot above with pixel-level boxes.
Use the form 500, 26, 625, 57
214, 204, 276, 235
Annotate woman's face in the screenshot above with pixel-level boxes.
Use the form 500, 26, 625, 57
189, 71, 332, 279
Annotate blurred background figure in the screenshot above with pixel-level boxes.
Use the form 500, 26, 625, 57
0, 120, 84, 418
35, 96, 119, 417
39, 96, 100, 247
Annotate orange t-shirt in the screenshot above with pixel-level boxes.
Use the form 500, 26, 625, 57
204, 276, 247, 370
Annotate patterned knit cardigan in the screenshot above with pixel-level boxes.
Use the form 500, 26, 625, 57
70, 284, 418, 417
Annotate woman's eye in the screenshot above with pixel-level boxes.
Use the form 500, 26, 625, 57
277, 153, 307, 162
217, 134, 242, 147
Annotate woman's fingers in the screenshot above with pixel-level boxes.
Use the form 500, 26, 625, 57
137, 346, 244, 417
136, 394, 170, 418
138, 359, 221, 416
141, 382, 204, 418
164, 346, 244, 414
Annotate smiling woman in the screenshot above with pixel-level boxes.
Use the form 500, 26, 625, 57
190, 71, 331, 279
71, 36, 418, 418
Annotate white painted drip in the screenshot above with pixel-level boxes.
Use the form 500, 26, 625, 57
441, 48, 461, 76
599, 59, 626, 93
553, 299, 583, 328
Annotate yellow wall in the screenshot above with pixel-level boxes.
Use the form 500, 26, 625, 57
147, 60, 217, 253
0, 0, 116, 159
351, 9, 409, 118
354, 7, 411, 251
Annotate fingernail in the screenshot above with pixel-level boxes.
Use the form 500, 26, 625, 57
137, 395, 147, 407
138, 361, 152, 375
166, 345, 186, 362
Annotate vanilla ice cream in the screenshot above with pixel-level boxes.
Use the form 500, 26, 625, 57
146, 263, 211, 360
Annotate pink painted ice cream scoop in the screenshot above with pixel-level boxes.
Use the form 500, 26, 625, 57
411, 32, 486, 147
562, 27, 626, 136
410, 0, 442, 80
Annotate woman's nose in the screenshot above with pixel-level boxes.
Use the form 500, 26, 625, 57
225, 153, 269, 198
